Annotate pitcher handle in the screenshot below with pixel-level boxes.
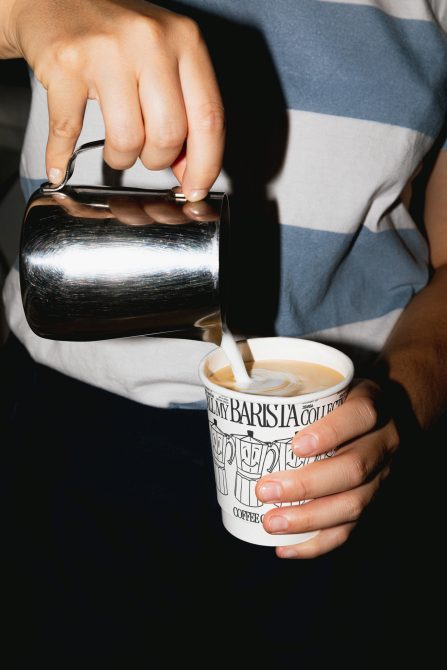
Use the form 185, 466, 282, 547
41, 139, 106, 193
266, 443, 280, 473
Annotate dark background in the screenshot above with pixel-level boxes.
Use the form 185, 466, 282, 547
0, 57, 30, 342
0, 54, 439, 663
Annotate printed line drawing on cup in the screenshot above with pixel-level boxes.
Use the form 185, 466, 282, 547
211, 427, 336, 509
270, 437, 334, 508
229, 431, 280, 508
209, 419, 235, 495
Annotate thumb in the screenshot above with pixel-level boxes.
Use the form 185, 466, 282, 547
46, 80, 87, 184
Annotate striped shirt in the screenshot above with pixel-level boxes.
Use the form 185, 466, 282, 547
3, 0, 447, 408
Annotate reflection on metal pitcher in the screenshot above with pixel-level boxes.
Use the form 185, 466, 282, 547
19, 139, 229, 343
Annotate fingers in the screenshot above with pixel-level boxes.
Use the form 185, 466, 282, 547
96, 72, 145, 170
275, 524, 356, 559
178, 28, 225, 201
96, 30, 223, 201
43, 15, 223, 198
291, 380, 381, 459
263, 468, 389, 537
256, 437, 388, 504
138, 55, 188, 173
254, 380, 400, 558
46, 78, 87, 183
171, 145, 187, 184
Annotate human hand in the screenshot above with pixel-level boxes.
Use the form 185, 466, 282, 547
7, 0, 224, 200
256, 380, 400, 558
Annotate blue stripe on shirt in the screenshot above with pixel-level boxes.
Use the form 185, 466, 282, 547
276, 222, 429, 335
161, 0, 447, 137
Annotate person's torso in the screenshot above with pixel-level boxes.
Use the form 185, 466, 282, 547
5, 0, 447, 408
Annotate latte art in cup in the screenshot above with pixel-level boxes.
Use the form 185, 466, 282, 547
208, 359, 345, 397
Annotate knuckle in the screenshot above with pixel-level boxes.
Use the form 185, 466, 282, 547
336, 525, 353, 546
140, 152, 171, 171
344, 495, 364, 522
142, 18, 167, 48
295, 543, 319, 559
50, 119, 81, 140
294, 477, 310, 503
52, 41, 84, 71
386, 422, 400, 452
177, 16, 202, 44
324, 420, 342, 448
152, 123, 185, 150
195, 101, 226, 134
92, 32, 121, 53
104, 154, 136, 170
379, 464, 392, 483
349, 453, 370, 486
358, 396, 378, 430
107, 130, 143, 154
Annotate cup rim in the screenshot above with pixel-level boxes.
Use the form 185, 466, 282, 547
199, 336, 354, 404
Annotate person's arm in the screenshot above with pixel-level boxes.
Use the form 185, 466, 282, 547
256, 149, 447, 558
380, 150, 447, 428
0, 1, 18, 58
0, 0, 224, 201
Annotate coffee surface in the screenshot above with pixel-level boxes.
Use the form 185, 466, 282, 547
208, 359, 344, 397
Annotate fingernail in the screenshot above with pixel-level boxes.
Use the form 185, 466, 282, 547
293, 434, 318, 456
188, 189, 208, 202
277, 546, 298, 559
267, 516, 289, 533
48, 168, 62, 184
258, 482, 282, 503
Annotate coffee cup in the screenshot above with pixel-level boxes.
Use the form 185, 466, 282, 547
199, 337, 354, 546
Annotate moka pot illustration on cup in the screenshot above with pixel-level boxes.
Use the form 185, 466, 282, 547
230, 431, 280, 508
209, 419, 235, 495
271, 437, 310, 508
271, 438, 335, 507
274, 437, 309, 472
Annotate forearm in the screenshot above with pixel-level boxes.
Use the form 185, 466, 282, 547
0, 0, 20, 58
375, 263, 447, 430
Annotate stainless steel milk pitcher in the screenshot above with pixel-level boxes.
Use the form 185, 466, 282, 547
20, 140, 229, 342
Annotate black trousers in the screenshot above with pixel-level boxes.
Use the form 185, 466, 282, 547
0, 334, 429, 666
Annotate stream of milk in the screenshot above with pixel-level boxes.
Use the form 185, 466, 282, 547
220, 330, 299, 397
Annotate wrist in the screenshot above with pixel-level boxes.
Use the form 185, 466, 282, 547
370, 349, 439, 432
0, 0, 22, 59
